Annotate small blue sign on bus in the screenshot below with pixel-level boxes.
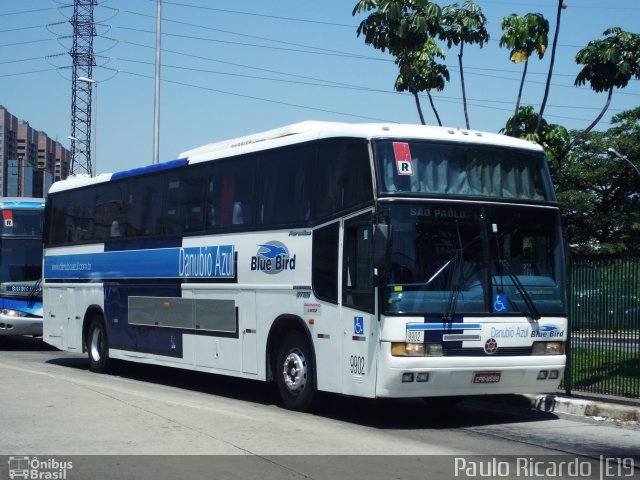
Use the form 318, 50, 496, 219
493, 294, 508, 313
354, 316, 364, 335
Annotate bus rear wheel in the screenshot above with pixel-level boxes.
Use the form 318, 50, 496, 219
276, 331, 316, 411
86, 316, 110, 373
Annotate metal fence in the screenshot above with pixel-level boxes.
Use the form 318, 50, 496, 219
564, 255, 640, 398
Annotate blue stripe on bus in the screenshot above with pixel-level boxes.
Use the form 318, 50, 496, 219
0, 201, 44, 209
110, 158, 188, 180
44, 245, 235, 280
0, 298, 43, 316
406, 323, 481, 330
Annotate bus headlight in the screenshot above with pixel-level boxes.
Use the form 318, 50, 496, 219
532, 341, 565, 355
1, 309, 27, 318
391, 343, 444, 357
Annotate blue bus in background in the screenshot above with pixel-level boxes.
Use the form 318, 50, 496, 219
0, 198, 45, 337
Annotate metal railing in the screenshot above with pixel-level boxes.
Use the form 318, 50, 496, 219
564, 255, 640, 398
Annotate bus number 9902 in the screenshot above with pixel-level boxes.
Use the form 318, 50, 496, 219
350, 355, 365, 375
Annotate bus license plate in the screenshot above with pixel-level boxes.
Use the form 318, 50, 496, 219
473, 371, 501, 384
406, 330, 424, 343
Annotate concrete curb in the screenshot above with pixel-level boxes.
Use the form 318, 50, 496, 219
523, 394, 640, 422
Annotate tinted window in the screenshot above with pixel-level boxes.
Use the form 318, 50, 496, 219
127, 176, 163, 237
51, 188, 95, 242
94, 182, 127, 240
312, 222, 339, 303
316, 140, 373, 221
258, 146, 314, 227
163, 166, 208, 234
207, 157, 255, 229
343, 213, 374, 312
375, 140, 554, 201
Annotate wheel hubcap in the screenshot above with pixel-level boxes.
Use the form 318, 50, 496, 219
282, 350, 307, 393
90, 328, 102, 362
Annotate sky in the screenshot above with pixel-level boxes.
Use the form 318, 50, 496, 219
1, 0, 639, 175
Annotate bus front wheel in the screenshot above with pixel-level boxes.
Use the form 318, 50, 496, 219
276, 331, 316, 411
86, 316, 110, 373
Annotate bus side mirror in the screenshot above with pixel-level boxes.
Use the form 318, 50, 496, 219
373, 223, 391, 270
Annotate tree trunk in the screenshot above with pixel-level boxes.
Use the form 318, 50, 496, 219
458, 41, 470, 129
536, 0, 564, 134
569, 86, 613, 150
427, 90, 442, 126
414, 92, 426, 125
512, 60, 529, 135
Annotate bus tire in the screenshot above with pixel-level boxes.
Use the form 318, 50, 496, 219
276, 331, 316, 411
86, 316, 110, 373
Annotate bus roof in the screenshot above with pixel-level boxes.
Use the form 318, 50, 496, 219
48, 121, 544, 194
180, 121, 543, 162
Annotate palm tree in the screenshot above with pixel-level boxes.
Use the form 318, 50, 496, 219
572, 28, 640, 148
500, 13, 549, 135
394, 38, 449, 125
353, 0, 443, 124
536, 1, 567, 135
440, 0, 489, 129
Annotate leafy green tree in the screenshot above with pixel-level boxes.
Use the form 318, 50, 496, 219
394, 38, 449, 125
572, 28, 640, 147
440, 0, 489, 129
536, 1, 567, 135
353, 0, 443, 124
501, 106, 640, 253
499, 13, 548, 134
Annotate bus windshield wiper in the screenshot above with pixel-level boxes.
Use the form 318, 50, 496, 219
499, 259, 541, 321
442, 249, 464, 322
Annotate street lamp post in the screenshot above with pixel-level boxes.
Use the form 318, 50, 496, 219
607, 148, 640, 177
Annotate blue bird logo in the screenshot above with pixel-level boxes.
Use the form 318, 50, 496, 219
257, 243, 287, 259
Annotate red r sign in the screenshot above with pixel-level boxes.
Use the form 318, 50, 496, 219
393, 142, 414, 176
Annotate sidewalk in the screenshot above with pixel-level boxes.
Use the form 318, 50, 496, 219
523, 392, 640, 423
479, 391, 640, 424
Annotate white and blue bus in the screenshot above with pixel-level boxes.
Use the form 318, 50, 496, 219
0, 198, 45, 337
43, 122, 567, 410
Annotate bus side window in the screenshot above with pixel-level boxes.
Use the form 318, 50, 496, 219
207, 157, 255, 230
258, 145, 313, 227
342, 213, 374, 313
127, 177, 163, 237
163, 168, 207, 234
312, 222, 339, 304
315, 140, 373, 222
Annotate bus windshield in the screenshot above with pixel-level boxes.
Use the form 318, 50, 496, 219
0, 209, 43, 236
383, 203, 565, 316
0, 238, 43, 298
374, 140, 555, 202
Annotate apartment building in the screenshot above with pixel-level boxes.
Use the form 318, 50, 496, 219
0, 105, 70, 198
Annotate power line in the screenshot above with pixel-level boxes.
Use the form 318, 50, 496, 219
160, 1, 356, 28
0, 7, 58, 17
0, 67, 60, 78
116, 26, 385, 61
121, 8, 366, 58
116, 55, 626, 114
0, 38, 54, 48
117, 33, 639, 97
117, 68, 396, 123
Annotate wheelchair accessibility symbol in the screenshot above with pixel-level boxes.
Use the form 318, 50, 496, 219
354, 316, 364, 335
493, 294, 508, 313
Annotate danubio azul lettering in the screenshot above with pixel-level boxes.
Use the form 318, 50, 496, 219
178, 246, 234, 278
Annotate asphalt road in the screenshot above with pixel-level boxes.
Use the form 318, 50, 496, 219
1, 336, 639, 480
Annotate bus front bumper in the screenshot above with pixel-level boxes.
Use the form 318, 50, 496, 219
0, 313, 43, 337
376, 341, 565, 398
